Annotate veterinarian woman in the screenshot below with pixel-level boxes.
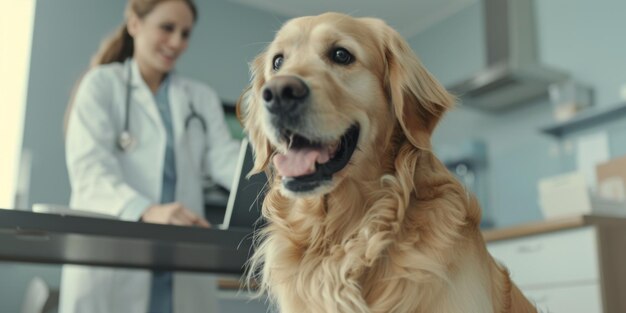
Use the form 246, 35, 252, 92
60, 0, 240, 312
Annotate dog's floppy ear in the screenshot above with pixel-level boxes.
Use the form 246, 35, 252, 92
237, 51, 274, 175
382, 24, 456, 150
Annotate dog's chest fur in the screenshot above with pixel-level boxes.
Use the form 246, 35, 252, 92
262, 176, 495, 313
266, 216, 495, 313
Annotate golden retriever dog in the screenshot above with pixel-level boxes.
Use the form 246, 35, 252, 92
237, 12, 537, 313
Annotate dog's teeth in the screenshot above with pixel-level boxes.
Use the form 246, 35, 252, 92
329, 141, 340, 153
288, 134, 295, 149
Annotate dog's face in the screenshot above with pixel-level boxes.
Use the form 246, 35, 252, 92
238, 12, 454, 197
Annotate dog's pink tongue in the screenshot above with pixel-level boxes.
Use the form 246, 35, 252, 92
273, 148, 331, 177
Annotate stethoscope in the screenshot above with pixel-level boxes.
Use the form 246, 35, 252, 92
117, 61, 208, 152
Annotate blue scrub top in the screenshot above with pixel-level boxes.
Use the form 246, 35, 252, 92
149, 75, 175, 313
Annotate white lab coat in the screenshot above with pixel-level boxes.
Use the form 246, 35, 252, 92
60, 59, 241, 313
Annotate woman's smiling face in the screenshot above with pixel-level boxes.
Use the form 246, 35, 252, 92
129, 0, 195, 79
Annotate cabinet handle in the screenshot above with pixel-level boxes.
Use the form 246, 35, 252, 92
13, 228, 50, 241
516, 243, 543, 254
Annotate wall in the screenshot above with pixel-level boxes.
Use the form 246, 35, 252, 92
409, 0, 626, 227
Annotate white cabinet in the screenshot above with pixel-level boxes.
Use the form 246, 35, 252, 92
484, 216, 626, 313
525, 283, 603, 313
487, 227, 600, 288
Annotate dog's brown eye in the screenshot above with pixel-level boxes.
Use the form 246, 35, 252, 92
331, 48, 353, 65
273, 55, 284, 71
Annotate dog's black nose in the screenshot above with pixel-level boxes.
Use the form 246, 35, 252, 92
262, 76, 309, 115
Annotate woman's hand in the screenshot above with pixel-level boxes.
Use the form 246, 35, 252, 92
141, 202, 211, 227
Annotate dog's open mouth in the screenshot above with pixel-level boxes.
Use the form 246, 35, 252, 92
272, 125, 360, 192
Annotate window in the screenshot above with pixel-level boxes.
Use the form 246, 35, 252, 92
0, 0, 37, 208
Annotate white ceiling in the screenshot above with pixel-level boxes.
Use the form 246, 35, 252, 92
228, 0, 478, 38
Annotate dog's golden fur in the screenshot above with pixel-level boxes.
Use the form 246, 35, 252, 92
237, 12, 537, 313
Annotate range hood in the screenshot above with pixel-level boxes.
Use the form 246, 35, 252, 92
448, 0, 568, 111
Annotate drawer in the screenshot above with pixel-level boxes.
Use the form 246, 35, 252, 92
523, 283, 603, 313
487, 226, 600, 287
